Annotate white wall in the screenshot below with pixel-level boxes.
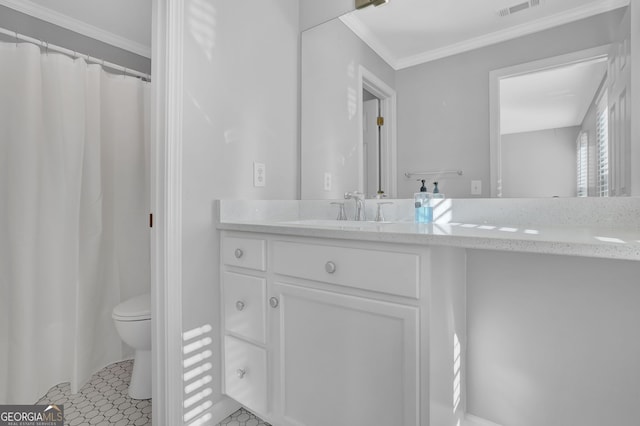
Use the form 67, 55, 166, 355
181, 0, 299, 411
466, 250, 640, 426
395, 9, 626, 198
301, 18, 395, 199
299, 0, 353, 31
501, 126, 579, 198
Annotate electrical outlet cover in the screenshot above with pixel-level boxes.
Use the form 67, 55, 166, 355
324, 172, 332, 191
254, 162, 266, 187
471, 180, 481, 195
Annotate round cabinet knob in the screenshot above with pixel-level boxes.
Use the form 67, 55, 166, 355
236, 368, 246, 379
325, 261, 337, 274
234, 248, 244, 259
269, 297, 279, 309
235, 301, 245, 311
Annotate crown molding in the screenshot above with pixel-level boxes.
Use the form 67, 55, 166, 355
344, 0, 629, 70
340, 13, 402, 70
0, 0, 151, 58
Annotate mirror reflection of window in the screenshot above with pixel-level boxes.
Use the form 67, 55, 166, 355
596, 91, 609, 197
577, 132, 588, 197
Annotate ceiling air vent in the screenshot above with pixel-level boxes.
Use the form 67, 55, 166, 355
498, 0, 541, 17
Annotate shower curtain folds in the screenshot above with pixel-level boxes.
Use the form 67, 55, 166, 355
0, 41, 150, 404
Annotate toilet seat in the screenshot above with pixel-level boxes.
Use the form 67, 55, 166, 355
112, 293, 151, 321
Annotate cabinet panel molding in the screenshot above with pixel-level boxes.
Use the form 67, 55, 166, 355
222, 272, 267, 344
223, 236, 267, 271
273, 240, 420, 298
224, 335, 268, 415
271, 281, 419, 426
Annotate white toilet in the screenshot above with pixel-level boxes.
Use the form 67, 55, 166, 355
112, 293, 151, 399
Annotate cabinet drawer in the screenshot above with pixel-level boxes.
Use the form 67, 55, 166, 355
272, 241, 420, 298
222, 236, 266, 271
224, 336, 268, 415
223, 272, 267, 344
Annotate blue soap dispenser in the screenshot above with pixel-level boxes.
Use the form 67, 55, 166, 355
414, 192, 433, 223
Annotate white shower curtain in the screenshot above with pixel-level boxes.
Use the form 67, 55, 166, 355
0, 42, 150, 404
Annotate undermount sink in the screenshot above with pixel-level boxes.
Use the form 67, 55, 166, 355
280, 219, 395, 229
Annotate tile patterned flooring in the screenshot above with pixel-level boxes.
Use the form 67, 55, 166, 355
36, 360, 151, 426
36, 360, 270, 426
216, 408, 271, 426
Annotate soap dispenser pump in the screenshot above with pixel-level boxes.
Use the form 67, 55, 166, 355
419, 180, 427, 192
432, 181, 439, 194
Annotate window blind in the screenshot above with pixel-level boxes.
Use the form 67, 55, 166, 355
596, 93, 609, 197
576, 132, 588, 197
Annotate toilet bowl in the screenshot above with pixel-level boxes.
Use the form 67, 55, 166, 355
112, 293, 151, 399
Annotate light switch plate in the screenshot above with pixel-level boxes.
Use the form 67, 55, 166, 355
471, 180, 481, 195
254, 162, 266, 187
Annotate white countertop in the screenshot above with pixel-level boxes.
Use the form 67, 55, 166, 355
217, 199, 640, 261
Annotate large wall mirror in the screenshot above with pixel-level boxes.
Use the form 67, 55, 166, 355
301, 0, 636, 199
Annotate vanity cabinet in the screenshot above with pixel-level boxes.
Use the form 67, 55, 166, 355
220, 231, 465, 426
269, 282, 418, 426
220, 236, 269, 413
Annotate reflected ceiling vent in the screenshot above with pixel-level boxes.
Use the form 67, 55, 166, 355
498, 0, 541, 17
356, 0, 389, 10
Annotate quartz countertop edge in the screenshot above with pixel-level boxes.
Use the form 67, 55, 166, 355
216, 220, 640, 261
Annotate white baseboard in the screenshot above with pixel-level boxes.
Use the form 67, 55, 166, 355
464, 413, 503, 426
211, 401, 500, 426
209, 397, 242, 424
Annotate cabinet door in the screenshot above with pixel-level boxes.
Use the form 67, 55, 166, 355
270, 282, 419, 426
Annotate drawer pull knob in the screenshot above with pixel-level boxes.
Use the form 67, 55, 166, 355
235, 301, 246, 311
236, 368, 247, 379
325, 261, 337, 274
269, 297, 279, 309
234, 248, 244, 259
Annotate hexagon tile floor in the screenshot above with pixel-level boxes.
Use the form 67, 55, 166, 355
35, 360, 271, 426
216, 408, 271, 426
36, 360, 151, 426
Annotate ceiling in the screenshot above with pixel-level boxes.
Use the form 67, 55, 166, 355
341, 0, 629, 70
500, 57, 608, 135
0, 0, 151, 57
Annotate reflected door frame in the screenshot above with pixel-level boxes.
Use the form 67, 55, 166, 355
358, 65, 398, 197
488, 44, 610, 197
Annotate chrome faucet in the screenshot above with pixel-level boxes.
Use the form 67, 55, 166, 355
344, 191, 366, 221
375, 202, 393, 222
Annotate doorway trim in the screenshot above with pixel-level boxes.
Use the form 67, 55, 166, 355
151, 0, 184, 424
489, 44, 610, 197
358, 65, 397, 197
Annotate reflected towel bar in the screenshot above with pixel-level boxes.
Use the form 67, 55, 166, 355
404, 170, 463, 179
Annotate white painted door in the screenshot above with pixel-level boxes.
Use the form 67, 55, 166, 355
607, 9, 631, 195
270, 282, 419, 426
363, 99, 379, 199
